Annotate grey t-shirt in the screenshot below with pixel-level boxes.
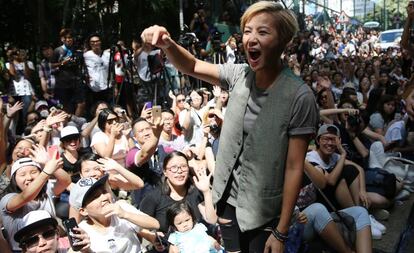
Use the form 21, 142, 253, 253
0, 184, 56, 251
218, 64, 318, 206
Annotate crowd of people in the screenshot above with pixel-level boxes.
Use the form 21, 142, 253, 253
2, 1, 414, 253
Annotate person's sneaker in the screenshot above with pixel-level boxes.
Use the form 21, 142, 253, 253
372, 209, 390, 221
371, 226, 382, 240
370, 215, 386, 234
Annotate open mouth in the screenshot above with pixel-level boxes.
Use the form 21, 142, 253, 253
249, 50, 261, 61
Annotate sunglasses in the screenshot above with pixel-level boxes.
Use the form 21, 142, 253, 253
21, 229, 57, 248
106, 117, 118, 125
177, 99, 185, 103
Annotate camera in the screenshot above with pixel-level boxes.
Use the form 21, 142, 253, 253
178, 32, 199, 49
209, 124, 220, 134
347, 115, 361, 129
211, 31, 223, 52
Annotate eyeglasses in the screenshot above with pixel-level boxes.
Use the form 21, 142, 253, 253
177, 99, 185, 103
319, 136, 337, 144
167, 164, 189, 173
21, 229, 57, 248
106, 117, 118, 125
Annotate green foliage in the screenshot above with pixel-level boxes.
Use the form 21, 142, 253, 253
0, 0, 180, 49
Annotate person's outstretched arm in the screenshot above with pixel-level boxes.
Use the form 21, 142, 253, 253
141, 25, 220, 86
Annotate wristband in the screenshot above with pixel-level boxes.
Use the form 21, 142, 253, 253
42, 170, 52, 176
271, 227, 288, 243
5, 114, 13, 119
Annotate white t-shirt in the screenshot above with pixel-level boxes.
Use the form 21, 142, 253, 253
306, 150, 340, 171
90, 131, 129, 166
79, 202, 143, 253
178, 107, 206, 145
385, 120, 405, 143
6, 61, 35, 96
83, 50, 111, 92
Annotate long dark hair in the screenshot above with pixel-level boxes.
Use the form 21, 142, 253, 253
166, 200, 197, 232
97, 108, 117, 132
366, 87, 385, 117
161, 151, 194, 195
377, 94, 396, 124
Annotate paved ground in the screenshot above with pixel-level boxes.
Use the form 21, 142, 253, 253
373, 194, 414, 253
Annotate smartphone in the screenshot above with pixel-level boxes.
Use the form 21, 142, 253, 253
152, 105, 162, 123
63, 218, 83, 251
47, 145, 60, 160
145, 101, 153, 109
155, 232, 169, 247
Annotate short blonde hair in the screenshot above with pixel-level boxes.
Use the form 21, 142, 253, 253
240, 1, 298, 50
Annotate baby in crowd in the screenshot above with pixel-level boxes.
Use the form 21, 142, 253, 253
167, 201, 223, 253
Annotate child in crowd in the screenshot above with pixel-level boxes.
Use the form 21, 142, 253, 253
167, 201, 223, 253
69, 175, 159, 253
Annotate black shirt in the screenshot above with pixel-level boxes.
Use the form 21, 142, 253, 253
139, 185, 204, 233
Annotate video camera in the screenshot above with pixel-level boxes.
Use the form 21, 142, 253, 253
178, 32, 199, 49
211, 31, 223, 52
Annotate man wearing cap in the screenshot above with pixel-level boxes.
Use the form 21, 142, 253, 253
14, 210, 90, 253
306, 124, 368, 209
69, 176, 159, 252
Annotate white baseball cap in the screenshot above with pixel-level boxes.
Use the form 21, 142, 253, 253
14, 210, 57, 243
60, 126, 80, 141
11, 158, 42, 177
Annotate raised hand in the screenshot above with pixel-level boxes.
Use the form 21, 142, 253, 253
29, 144, 49, 166
102, 201, 126, 218
141, 25, 173, 49
46, 111, 68, 127
6, 101, 24, 118
193, 166, 212, 193
71, 227, 91, 253
152, 117, 164, 137
212, 86, 222, 98
169, 90, 176, 100
43, 150, 63, 175
97, 157, 122, 172
110, 123, 123, 137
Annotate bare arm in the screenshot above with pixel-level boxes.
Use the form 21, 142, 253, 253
276, 135, 311, 234
93, 124, 123, 158
104, 201, 160, 229
194, 168, 217, 224
141, 25, 220, 85
52, 168, 72, 196
98, 157, 144, 190
304, 160, 327, 189
134, 119, 163, 166
81, 117, 98, 138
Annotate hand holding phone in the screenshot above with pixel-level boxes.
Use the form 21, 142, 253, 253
155, 232, 169, 248
47, 145, 60, 160
145, 101, 153, 109
63, 218, 83, 251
